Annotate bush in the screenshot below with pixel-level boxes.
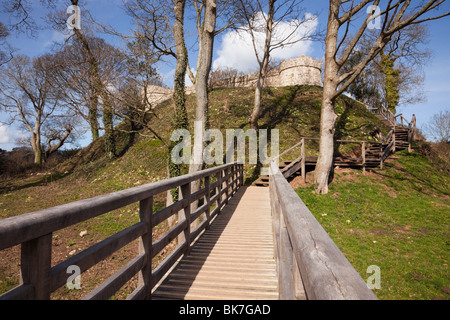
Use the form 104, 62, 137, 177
416, 140, 450, 174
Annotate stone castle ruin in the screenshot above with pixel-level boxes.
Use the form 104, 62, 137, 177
146, 55, 322, 107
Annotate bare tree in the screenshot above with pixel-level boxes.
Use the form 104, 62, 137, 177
49, 38, 99, 141
315, 0, 450, 194
424, 110, 450, 143
189, 0, 219, 184
123, 0, 191, 230
45, 0, 118, 157
188, 0, 241, 222
0, 55, 74, 164
342, 23, 431, 111
113, 37, 168, 144
1, 0, 52, 36
125, 0, 190, 190
0, 21, 14, 66
125, 0, 237, 225
235, 0, 318, 129
378, 23, 430, 112
209, 66, 243, 86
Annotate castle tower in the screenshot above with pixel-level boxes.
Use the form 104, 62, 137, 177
276, 55, 322, 87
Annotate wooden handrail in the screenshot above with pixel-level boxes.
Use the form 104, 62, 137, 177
272, 136, 386, 182
269, 161, 377, 300
0, 162, 244, 300
380, 129, 394, 144
374, 105, 396, 126
276, 137, 378, 162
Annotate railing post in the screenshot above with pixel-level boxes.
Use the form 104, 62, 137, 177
233, 163, 239, 192
215, 170, 222, 212
180, 182, 191, 254
362, 142, 366, 175
301, 138, 306, 183
393, 126, 396, 153
138, 196, 153, 299
380, 141, 384, 169
408, 114, 416, 152
204, 176, 211, 230
20, 233, 52, 299
278, 210, 295, 300
241, 163, 244, 186
224, 167, 230, 204
293, 250, 305, 299
231, 165, 236, 195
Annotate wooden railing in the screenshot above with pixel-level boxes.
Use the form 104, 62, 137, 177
368, 105, 396, 126
394, 113, 416, 151
269, 161, 377, 300
275, 110, 417, 175
0, 163, 243, 300
380, 128, 395, 168
274, 137, 377, 181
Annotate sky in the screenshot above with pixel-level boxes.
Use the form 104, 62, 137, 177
0, 0, 449, 151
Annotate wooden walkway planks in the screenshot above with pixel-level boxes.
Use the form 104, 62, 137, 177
152, 186, 279, 300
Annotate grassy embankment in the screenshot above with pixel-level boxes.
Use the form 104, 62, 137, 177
3, 84, 438, 299
295, 144, 449, 300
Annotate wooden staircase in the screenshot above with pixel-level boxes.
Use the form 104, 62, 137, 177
252, 111, 416, 187
394, 126, 411, 150
253, 160, 302, 187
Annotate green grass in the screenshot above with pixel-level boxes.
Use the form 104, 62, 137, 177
295, 149, 449, 300
0, 85, 403, 298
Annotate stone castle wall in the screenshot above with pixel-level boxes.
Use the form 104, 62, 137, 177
146, 55, 322, 107
210, 55, 322, 89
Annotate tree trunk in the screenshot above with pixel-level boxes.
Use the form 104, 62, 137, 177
70, 0, 100, 142
102, 95, 115, 159
167, 0, 188, 229
249, 0, 274, 131
88, 101, 99, 140
44, 126, 73, 160
31, 132, 42, 165
73, 26, 114, 157
314, 1, 340, 194
189, 0, 217, 226
314, 93, 337, 194
250, 73, 264, 130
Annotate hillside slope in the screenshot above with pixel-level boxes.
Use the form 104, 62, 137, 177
0, 85, 393, 297
0, 85, 391, 205
295, 145, 450, 300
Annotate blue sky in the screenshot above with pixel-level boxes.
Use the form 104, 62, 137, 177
0, 0, 449, 150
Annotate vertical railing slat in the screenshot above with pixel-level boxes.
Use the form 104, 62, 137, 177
0, 163, 241, 300
20, 233, 52, 299
138, 196, 153, 300
204, 176, 211, 230
180, 182, 191, 254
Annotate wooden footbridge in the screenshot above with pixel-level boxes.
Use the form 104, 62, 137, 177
0, 107, 414, 300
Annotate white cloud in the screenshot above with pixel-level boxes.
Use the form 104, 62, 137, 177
0, 125, 12, 144
213, 12, 318, 73
41, 30, 71, 52
0, 124, 25, 145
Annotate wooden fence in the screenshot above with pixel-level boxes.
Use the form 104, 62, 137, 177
274, 137, 377, 181
367, 104, 396, 126
0, 163, 243, 300
269, 161, 377, 300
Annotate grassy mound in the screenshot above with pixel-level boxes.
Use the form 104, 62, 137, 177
294, 145, 450, 300
0, 85, 395, 298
